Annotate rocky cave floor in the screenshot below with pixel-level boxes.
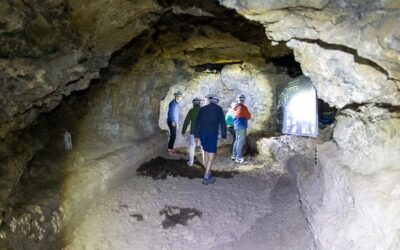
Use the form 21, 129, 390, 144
65, 145, 314, 250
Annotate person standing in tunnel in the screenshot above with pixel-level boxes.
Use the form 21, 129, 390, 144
225, 102, 237, 160
167, 91, 183, 155
233, 94, 251, 164
195, 95, 227, 185
181, 97, 201, 166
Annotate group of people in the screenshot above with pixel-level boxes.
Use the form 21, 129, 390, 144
166, 91, 251, 185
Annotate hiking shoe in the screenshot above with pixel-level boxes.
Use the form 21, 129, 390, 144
231, 155, 236, 161
187, 161, 193, 167
235, 157, 245, 164
202, 173, 216, 185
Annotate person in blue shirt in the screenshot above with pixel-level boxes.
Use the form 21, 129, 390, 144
195, 95, 227, 185
167, 91, 183, 155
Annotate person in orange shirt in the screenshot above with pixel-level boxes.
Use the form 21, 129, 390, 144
232, 94, 251, 163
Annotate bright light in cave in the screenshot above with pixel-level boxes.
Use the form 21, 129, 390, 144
280, 76, 318, 137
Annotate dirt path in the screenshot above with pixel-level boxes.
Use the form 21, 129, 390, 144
66, 151, 314, 250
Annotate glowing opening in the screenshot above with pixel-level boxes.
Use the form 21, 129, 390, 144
278, 76, 318, 137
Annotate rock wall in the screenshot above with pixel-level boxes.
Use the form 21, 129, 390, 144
220, 0, 400, 107
139, 18, 292, 147
0, 5, 294, 247
0, 0, 163, 139
219, 0, 400, 248
159, 63, 290, 147
0, 2, 164, 240
289, 107, 400, 249
220, 0, 400, 82
2, 0, 399, 248
314, 107, 400, 249
0, 59, 168, 249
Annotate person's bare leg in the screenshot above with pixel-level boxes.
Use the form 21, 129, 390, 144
201, 149, 206, 166
205, 153, 215, 175
203, 151, 209, 171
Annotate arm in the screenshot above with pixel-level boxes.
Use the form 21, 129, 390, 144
244, 106, 251, 120
181, 110, 191, 135
171, 102, 179, 123
194, 109, 202, 138
225, 111, 232, 124
220, 108, 227, 139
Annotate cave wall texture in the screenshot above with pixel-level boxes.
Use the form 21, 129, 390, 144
0, 0, 399, 249
0, 1, 293, 248
1, 1, 165, 247
219, 0, 400, 249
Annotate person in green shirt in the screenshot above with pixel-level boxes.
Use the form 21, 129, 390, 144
181, 98, 201, 166
225, 102, 237, 160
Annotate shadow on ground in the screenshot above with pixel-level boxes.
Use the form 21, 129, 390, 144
136, 157, 239, 180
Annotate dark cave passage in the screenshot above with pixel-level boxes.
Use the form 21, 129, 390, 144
0, 0, 399, 249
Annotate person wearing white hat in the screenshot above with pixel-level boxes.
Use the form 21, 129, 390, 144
166, 90, 183, 155
232, 94, 251, 163
195, 95, 227, 185
182, 97, 201, 166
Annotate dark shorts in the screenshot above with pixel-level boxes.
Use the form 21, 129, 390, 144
199, 132, 218, 153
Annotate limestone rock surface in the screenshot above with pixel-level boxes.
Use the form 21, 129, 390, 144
220, 0, 400, 79
288, 40, 400, 108
309, 107, 400, 249
285, 108, 400, 249
0, 0, 163, 139
220, 0, 400, 108
220, 1, 400, 248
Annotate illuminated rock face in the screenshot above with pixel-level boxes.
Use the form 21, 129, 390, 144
311, 107, 400, 249
220, 0, 400, 248
0, 0, 399, 249
220, 0, 400, 81
220, 0, 400, 108
288, 40, 400, 108
159, 63, 290, 147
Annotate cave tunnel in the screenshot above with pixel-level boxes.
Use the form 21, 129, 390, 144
0, 0, 400, 249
